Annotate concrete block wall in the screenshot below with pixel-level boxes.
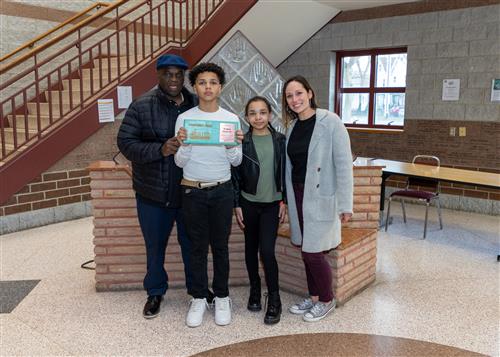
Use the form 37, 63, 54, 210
277, 3, 500, 214
278, 4, 500, 121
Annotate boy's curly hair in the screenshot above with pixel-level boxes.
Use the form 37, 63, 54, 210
188, 62, 226, 86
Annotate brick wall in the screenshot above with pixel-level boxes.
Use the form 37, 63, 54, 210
276, 227, 377, 304
0, 168, 91, 217
89, 160, 382, 300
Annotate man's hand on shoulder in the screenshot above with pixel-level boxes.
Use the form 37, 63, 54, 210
161, 136, 181, 156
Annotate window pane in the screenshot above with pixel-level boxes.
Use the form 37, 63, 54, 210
342, 56, 371, 88
341, 93, 369, 125
375, 53, 407, 87
374, 93, 405, 126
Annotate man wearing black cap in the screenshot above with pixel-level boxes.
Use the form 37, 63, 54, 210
118, 54, 207, 318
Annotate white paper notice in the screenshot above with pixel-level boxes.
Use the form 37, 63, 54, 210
98, 99, 115, 123
442, 79, 460, 101
117, 86, 133, 108
491, 79, 500, 102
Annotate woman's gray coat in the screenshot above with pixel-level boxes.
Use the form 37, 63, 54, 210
285, 108, 353, 253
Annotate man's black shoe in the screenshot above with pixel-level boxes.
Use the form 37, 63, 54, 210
143, 295, 163, 319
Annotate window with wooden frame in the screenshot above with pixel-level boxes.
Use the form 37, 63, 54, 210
334, 47, 407, 129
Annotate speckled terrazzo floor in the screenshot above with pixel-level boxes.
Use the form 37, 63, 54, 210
1, 203, 499, 356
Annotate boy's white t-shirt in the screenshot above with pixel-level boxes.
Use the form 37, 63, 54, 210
174, 106, 242, 182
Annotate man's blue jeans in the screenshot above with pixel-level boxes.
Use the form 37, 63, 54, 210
136, 195, 192, 296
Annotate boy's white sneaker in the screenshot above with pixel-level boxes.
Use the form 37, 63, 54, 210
214, 296, 232, 326
186, 298, 208, 327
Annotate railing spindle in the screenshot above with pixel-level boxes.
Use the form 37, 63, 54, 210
125, 25, 130, 71
47, 74, 53, 125
133, 22, 138, 65
68, 62, 74, 110
89, 49, 94, 95
0, 104, 5, 158
22, 91, 28, 132
98, 44, 103, 89
57, 68, 63, 118
149, 1, 154, 58
116, 8, 121, 82
157, 6, 162, 47
10, 98, 18, 148
34, 55, 41, 139
77, 30, 84, 109
172, 1, 176, 43
107, 38, 112, 84
141, 17, 146, 58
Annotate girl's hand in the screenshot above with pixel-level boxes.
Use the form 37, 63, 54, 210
339, 213, 352, 223
279, 203, 287, 224
235, 207, 245, 230
177, 127, 188, 146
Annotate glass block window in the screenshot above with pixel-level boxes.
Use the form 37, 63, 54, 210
206, 31, 285, 133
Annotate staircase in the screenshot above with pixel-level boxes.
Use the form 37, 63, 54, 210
0, 0, 257, 204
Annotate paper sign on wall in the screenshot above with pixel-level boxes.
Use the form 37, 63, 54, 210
98, 99, 115, 123
117, 86, 133, 108
442, 79, 460, 101
491, 79, 500, 102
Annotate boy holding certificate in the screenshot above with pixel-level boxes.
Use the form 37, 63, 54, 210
174, 63, 243, 327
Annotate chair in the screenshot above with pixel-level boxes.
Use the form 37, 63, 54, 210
385, 155, 443, 239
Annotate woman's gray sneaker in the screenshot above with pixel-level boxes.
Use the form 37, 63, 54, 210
302, 300, 336, 322
288, 298, 314, 315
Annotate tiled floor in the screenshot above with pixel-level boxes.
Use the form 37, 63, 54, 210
1, 203, 499, 356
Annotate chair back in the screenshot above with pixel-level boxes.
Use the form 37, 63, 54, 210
407, 155, 440, 193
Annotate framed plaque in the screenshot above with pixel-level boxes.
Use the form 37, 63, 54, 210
183, 119, 240, 146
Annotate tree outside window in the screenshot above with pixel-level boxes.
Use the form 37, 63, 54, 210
334, 48, 407, 129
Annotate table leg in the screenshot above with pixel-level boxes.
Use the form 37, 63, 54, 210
379, 172, 392, 228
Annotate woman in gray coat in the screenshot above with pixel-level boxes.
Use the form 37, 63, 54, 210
282, 76, 353, 322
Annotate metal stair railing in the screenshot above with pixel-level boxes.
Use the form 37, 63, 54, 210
0, 0, 223, 162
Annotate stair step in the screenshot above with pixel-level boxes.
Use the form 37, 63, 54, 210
94, 56, 141, 70
0, 142, 15, 155
0, 139, 29, 158
81, 68, 119, 81
62, 78, 111, 92
2, 128, 38, 145
26, 103, 67, 118
7, 114, 53, 129
45, 90, 90, 104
